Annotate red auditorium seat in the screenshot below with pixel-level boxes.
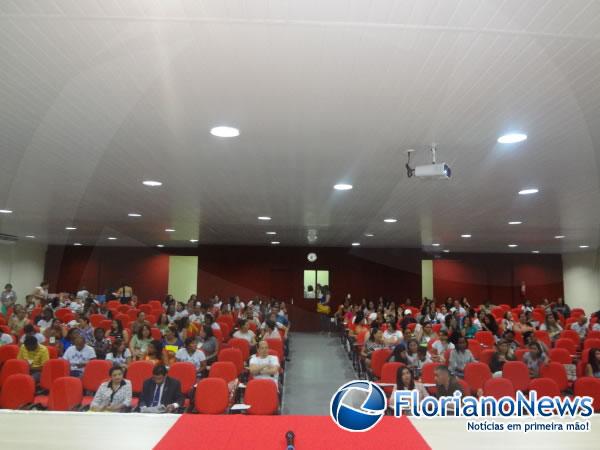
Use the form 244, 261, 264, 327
228, 338, 250, 361
474, 331, 495, 348
209, 361, 238, 384
464, 362, 492, 395
574, 377, 600, 412
145, 314, 157, 325
549, 348, 572, 364
148, 300, 162, 310
570, 308, 585, 318
127, 309, 141, 320
150, 328, 162, 340
47, 377, 83, 411
533, 330, 551, 349
212, 328, 224, 343
483, 377, 515, 399
81, 360, 112, 406
126, 361, 154, 408
513, 331, 525, 347
560, 330, 581, 346
265, 339, 284, 362
39, 359, 70, 397
0, 345, 19, 366
540, 362, 569, 392
89, 314, 105, 328
379, 362, 404, 395
467, 340, 482, 360
245, 379, 279, 415
587, 330, 600, 341
555, 338, 577, 354
479, 349, 495, 367
218, 348, 244, 376
514, 348, 529, 361
0, 359, 30, 388
0, 374, 35, 409
217, 315, 234, 331
169, 362, 197, 396
98, 320, 113, 332
502, 361, 530, 392
529, 377, 561, 397
421, 362, 443, 384
194, 378, 229, 414
139, 304, 153, 315
54, 308, 72, 323
583, 338, 600, 350
369, 348, 392, 380
218, 323, 230, 341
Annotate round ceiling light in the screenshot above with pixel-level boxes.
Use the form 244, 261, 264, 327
210, 126, 240, 138
498, 133, 527, 144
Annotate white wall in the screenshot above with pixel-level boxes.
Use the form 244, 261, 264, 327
0, 240, 47, 304
562, 250, 600, 315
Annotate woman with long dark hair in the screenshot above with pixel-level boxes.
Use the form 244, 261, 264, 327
391, 366, 428, 408
585, 348, 600, 378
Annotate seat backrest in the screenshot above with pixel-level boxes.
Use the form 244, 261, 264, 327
502, 361, 530, 392
534, 330, 551, 348
209, 361, 238, 383
99, 320, 113, 332
126, 360, 154, 394
40, 359, 70, 391
81, 360, 112, 392
245, 379, 279, 415
168, 362, 197, 395
421, 362, 443, 384
483, 377, 515, 399
54, 309, 72, 322
0, 359, 30, 386
265, 339, 284, 361
228, 338, 250, 361
195, 378, 229, 414
479, 349, 496, 367
467, 340, 482, 360
574, 377, 600, 412
217, 348, 243, 375
127, 309, 141, 320
464, 362, 492, 394
474, 331, 495, 347
139, 305, 153, 315
48, 376, 83, 411
212, 328, 224, 343
583, 338, 600, 349
587, 330, 600, 340
150, 328, 162, 340
555, 338, 577, 354
0, 345, 19, 365
89, 314, 105, 328
0, 374, 35, 409
529, 377, 561, 397
549, 348, 572, 365
380, 362, 404, 385
515, 348, 529, 361
370, 348, 392, 379
560, 329, 581, 345
148, 301, 162, 310
539, 362, 568, 391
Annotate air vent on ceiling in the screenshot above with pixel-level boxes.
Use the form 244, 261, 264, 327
0, 234, 18, 245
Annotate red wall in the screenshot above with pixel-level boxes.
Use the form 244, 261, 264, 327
44, 246, 169, 302
433, 254, 563, 305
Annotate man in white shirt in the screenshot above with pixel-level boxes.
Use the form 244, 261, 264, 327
62, 335, 96, 377
249, 341, 279, 386
31, 281, 49, 305
233, 319, 256, 346
188, 303, 204, 324
175, 338, 206, 372
76, 287, 90, 300
570, 316, 588, 340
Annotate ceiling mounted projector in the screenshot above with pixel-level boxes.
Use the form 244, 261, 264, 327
406, 145, 451, 179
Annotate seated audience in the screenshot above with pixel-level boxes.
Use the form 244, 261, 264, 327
144, 340, 168, 365
106, 339, 132, 368
434, 365, 464, 398
90, 327, 111, 360
262, 320, 281, 340
17, 335, 49, 382
162, 325, 184, 353
233, 319, 257, 348
130, 325, 153, 360
249, 340, 280, 386
8, 305, 29, 335
539, 312, 562, 341
502, 311, 515, 332
139, 365, 184, 413
62, 335, 97, 377
108, 319, 129, 343
0, 330, 13, 346
489, 339, 516, 376
382, 321, 403, 346
461, 316, 478, 339
90, 366, 132, 412
19, 324, 45, 344
415, 321, 437, 346
552, 297, 570, 318
60, 328, 81, 354
522, 341, 549, 378
175, 337, 206, 373
480, 314, 498, 336
362, 328, 385, 368
391, 366, 429, 406
585, 348, 600, 378
431, 330, 454, 363
199, 325, 218, 362
0, 283, 17, 315
36, 308, 55, 332
78, 317, 94, 344
570, 316, 588, 340
448, 337, 475, 378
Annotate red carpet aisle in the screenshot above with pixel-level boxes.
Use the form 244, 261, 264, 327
154, 415, 431, 450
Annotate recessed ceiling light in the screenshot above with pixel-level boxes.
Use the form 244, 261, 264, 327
73, 243, 82, 246
165, 228, 175, 232
518, 188, 539, 195
508, 221, 522, 225
554, 235, 565, 239
107, 237, 117, 240
461, 234, 472, 238
532, 250, 540, 254
579, 245, 590, 248
271, 241, 280, 245
352, 242, 361, 246
25, 235, 35, 239
508, 244, 518, 248
65, 227, 77, 230
258, 216, 272, 221
498, 133, 527, 144
333, 183, 353, 191
384, 218, 397, 223
210, 126, 240, 138
365, 233, 374, 237
0, 209, 13, 214
142, 180, 162, 187
157, 244, 164, 248
189, 239, 198, 243
431, 243, 441, 247
443, 249, 450, 253
128, 213, 142, 217
266, 231, 277, 235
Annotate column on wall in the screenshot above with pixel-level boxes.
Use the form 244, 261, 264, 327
421, 260, 433, 299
